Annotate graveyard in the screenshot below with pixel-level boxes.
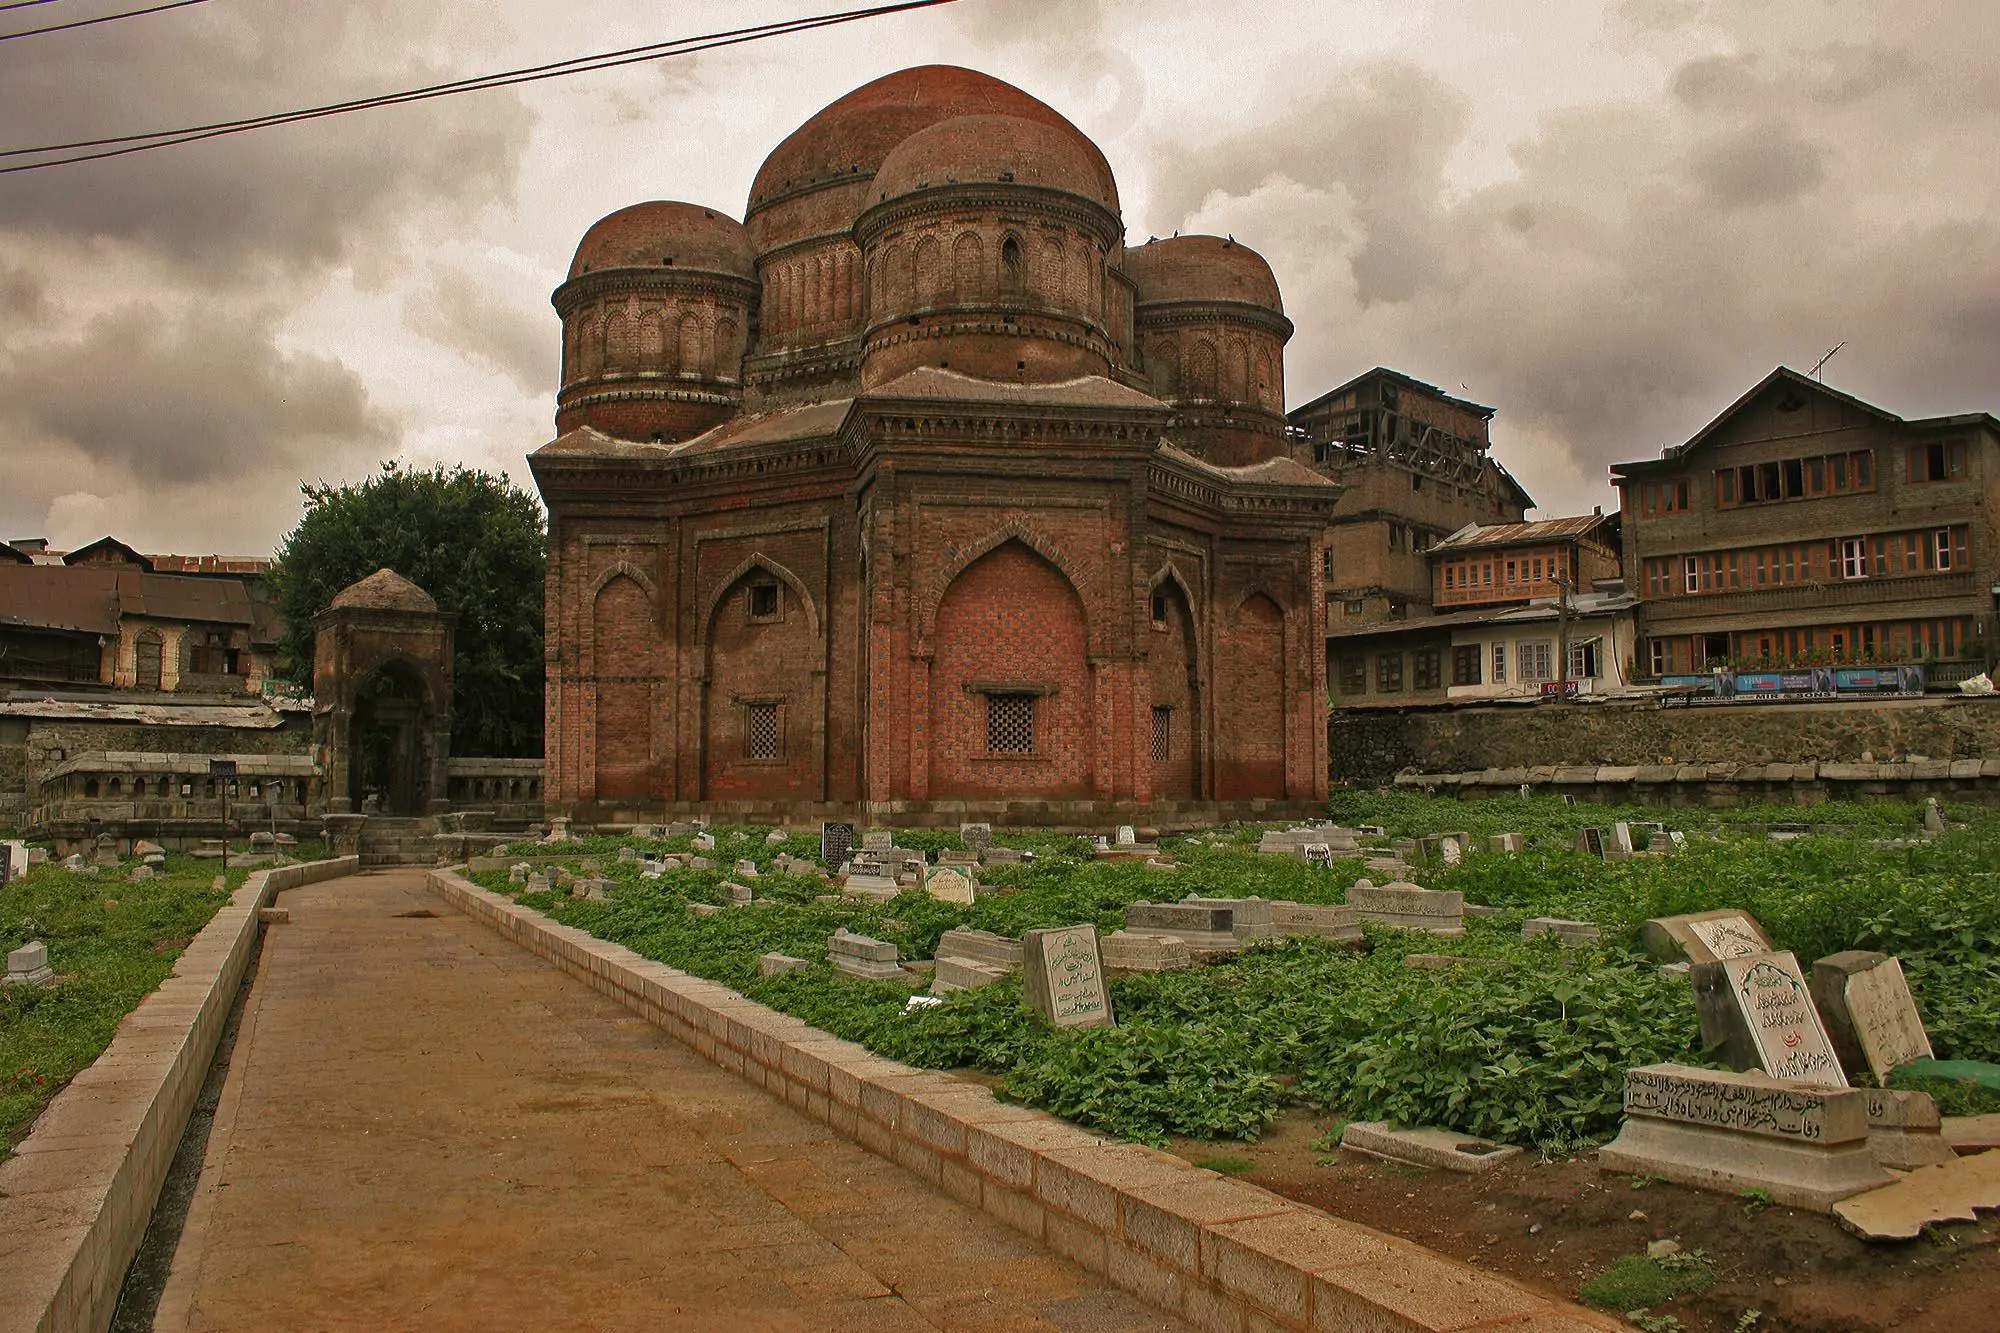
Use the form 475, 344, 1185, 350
448, 792, 2000, 1331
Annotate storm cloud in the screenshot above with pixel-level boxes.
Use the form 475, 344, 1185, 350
0, 0, 1993, 548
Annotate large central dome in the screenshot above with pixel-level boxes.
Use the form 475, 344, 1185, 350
746, 65, 1088, 217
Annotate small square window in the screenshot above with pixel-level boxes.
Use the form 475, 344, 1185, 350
1338, 655, 1367, 694
745, 702, 781, 759
986, 693, 1036, 755
1151, 705, 1172, 762
1150, 592, 1168, 625
1376, 653, 1404, 692
1344, 599, 1365, 616
748, 583, 780, 620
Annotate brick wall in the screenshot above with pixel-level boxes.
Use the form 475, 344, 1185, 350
704, 573, 823, 799
591, 573, 659, 800
1147, 582, 1199, 800
1215, 593, 1287, 798
928, 542, 1094, 799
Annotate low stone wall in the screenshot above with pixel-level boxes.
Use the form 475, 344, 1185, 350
0, 856, 359, 1333
573, 797, 1326, 834
427, 868, 1617, 1333
1334, 696, 2000, 792
1397, 757, 2000, 807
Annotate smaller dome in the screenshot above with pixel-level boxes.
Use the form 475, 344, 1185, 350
1125, 235, 1283, 314
330, 569, 438, 614
566, 202, 754, 281
873, 113, 1119, 215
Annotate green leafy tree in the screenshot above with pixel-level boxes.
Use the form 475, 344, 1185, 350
270, 462, 545, 758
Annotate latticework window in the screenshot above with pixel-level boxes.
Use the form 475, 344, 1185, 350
745, 702, 781, 760
1150, 706, 1172, 763
986, 693, 1036, 756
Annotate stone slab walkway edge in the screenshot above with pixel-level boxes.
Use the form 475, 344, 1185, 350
0, 856, 360, 1333
427, 867, 1619, 1333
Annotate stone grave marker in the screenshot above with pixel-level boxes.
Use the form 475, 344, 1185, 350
862, 830, 894, 852
1607, 823, 1636, 860
1123, 901, 1239, 952
5, 940, 54, 985
1810, 952, 1934, 1084
733, 859, 760, 879
923, 866, 975, 905
820, 821, 856, 871
1598, 1064, 1890, 1209
1115, 825, 1137, 846
931, 957, 1008, 994
759, 953, 807, 977
576, 879, 612, 903
1693, 950, 1847, 1085
1302, 843, 1334, 867
1924, 798, 1947, 835
1268, 901, 1363, 944
1640, 909, 1773, 964
525, 871, 551, 894
959, 822, 993, 854
1860, 1087, 1956, 1169
508, 864, 528, 884
1490, 833, 1525, 854
1098, 930, 1193, 974
1576, 828, 1605, 858
765, 829, 787, 846
981, 846, 1026, 865
1182, 894, 1275, 943
687, 856, 715, 871
723, 881, 754, 906
692, 833, 716, 852
1022, 925, 1113, 1028
0, 840, 24, 885
63, 853, 86, 872
618, 846, 639, 862
828, 929, 908, 982
1345, 881, 1466, 935
936, 928, 1023, 971
1523, 918, 1603, 947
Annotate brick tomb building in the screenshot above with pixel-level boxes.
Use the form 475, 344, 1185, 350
530, 66, 1339, 824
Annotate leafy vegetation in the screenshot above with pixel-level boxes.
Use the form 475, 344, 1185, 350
2, 855, 246, 1155
474, 794, 2000, 1149
269, 461, 546, 757
1579, 1248, 1715, 1311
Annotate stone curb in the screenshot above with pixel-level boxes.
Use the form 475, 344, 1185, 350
428, 868, 1619, 1333
0, 856, 360, 1333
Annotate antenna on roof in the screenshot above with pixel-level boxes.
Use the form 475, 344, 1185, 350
1809, 341, 1845, 382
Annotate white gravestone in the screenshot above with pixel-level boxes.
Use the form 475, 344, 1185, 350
1810, 952, 1934, 1084
923, 867, 975, 905
1698, 951, 1848, 1086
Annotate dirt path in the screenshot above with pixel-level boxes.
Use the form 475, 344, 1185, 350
154, 870, 1186, 1333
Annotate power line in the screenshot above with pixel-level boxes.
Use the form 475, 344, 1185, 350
0, 0, 206, 43
0, 0, 77, 13
2, 0, 959, 172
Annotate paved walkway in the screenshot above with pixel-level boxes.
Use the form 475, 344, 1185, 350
157, 870, 1187, 1333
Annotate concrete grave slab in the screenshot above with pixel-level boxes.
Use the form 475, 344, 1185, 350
6, 940, 54, 985
1833, 1150, 2000, 1240
1098, 930, 1193, 974
1345, 880, 1465, 935
829, 929, 908, 982
1523, 918, 1603, 947
758, 953, 807, 976
1599, 1064, 1890, 1210
1862, 1088, 1956, 1170
935, 928, 1022, 971
1341, 1123, 1522, 1174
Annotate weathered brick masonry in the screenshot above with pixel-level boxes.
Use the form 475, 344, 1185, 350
532, 67, 1339, 823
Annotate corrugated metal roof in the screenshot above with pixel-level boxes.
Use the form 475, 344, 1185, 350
116, 571, 256, 625
0, 565, 121, 634
1429, 513, 1614, 553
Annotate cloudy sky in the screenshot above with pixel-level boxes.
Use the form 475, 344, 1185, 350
2, 0, 1994, 554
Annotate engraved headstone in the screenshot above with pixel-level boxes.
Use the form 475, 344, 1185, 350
828, 928, 908, 981
1576, 828, 1605, 858
525, 872, 551, 894
1099, 929, 1194, 973
820, 821, 856, 871
1302, 843, 1334, 867
923, 866, 975, 905
1598, 1063, 1890, 1209
0, 840, 24, 885
1123, 901, 1239, 952
1182, 894, 1275, 942
862, 830, 894, 852
1640, 909, 1773, 964
1345, 881, 1466, 935
5, 940, 54, 985
1694, 951, 1847, 1085
1490, 833, 1525, 854
1268, 901, 1363, 944
1115, 825, 1137, 846
958, 822, 993, 854
1810, 952, 1934, 1084
1022, 925, 1113, 1028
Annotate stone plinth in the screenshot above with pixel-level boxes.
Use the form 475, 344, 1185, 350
759, 953, 807, 976
1098, 930, 1193, 974
1122, 901, 1239, 952
931, 956, 1008, 994
5, 940, 54, 985
935, 928, 1022, 971
1345, 881, 1465, 935
1268, 901, 1363, 944
829, 929, 908, 982
1598, 1064, 1890, 1210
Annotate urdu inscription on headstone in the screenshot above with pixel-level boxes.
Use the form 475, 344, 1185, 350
1022, 925, 1113, 1028
1810, 951, 1935, 1084
959, 822, 993, 854
1697, 950, 1847, 1085
821, 822, 856, 870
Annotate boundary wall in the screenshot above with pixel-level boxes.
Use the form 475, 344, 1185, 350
427, 867, 1618, 1333
0, 856, 359, 1333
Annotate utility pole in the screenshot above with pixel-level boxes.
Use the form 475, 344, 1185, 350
210, 758, 237, 875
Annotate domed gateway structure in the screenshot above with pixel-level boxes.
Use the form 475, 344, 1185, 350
531, 67, 1338, 822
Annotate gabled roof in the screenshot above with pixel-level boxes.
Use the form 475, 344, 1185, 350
1612, 366, 2000, 478
1289, 366, 1495, 422
0, 565, 121, 634
62, 535, 152, 570
1430, 512, 1616, 554
0, 543, 32, 566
